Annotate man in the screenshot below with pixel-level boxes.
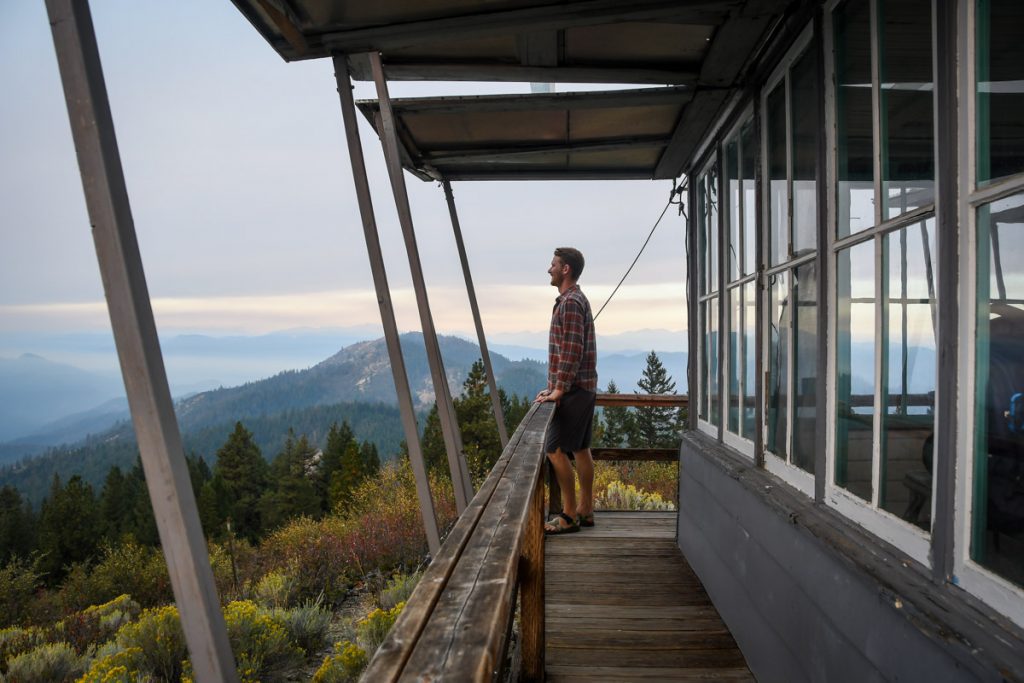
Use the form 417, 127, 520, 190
536, 247, 597, 534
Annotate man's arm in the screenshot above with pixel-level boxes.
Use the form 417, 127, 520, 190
552, 299, 585, 392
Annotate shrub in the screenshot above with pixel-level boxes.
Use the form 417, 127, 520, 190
0, 627, 45, 674
311, 641, 368, 683
258, 517, 352, 605
223, 600, 302, 680
0, 558, 41, 628
3, 641, 86, 683
592, 461, 678, 507
207, 539, 259, 604
76, 646, 149, 683
112, 605, 186, 682
596, 480, 674, 511
355, 602, 404, 657
253, 570, 297, 610
378, 571, 421, 611
271, 602, 331, 655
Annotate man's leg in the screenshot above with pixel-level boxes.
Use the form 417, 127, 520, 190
574, 448, 594, 517
545, 448, 577, 529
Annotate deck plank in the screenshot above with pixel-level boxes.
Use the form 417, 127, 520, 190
545, 511, 753, 681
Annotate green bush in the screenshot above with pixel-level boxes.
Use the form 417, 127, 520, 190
85, 541, 172, 609
223, 600, 302, 681
0, 627, 45, 675
3, 641, 86, 683
253, 570, 297, 610
112, 605, 186, 682
311, 641, 368, 683
355, 602, 404, 657
596, 480, 674, 511
272, 603, 331, 655
0, 559, 41, 628
378, 571, 421, 611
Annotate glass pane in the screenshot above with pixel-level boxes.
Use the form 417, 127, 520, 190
767, 271, 790, 459
709, 296, 721, 427
727, 138, 741, 282
767, 83, 788, 266
728, 286, 741, 434
741, 119, 758, 276
972, 191, 1024, 588
977, 0, 1024, 185
793, 262, 818, 474
836, 240, 875, 501
881, 219, 936, 530
881, 0, 935, 218
698, 173, 708, 296
792, 47, 819, 256
743, 282, 758, 438
708, 168, 720, 293
835, 0, 875, 237
700, 301, 709, 420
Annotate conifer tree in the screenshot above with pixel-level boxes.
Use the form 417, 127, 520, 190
210, 422, 268, 541
99, 466, 133, 541
260, 431, 321, 529
632, 351, 682, 448
322, 422, 357, 511
37, 474, 101, 582
0, 485, 34, 564
359, 441, 381, 476
600, 379, 637, 447
328, 441, 364, 511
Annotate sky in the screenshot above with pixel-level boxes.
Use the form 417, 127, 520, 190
0, 1, 688, 355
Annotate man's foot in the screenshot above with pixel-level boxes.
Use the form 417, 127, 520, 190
576, 511, 595, 528
544, 512, 580, 535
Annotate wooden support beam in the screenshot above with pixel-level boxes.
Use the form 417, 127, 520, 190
370, 52, 475, 509
44, 2, 237, 681
519, 463, 546, 682
332, 56, 441, 554
595, 393, 689, 408
348, 61, 701, 85
425, 137, 672, 165
442, 181, 509, 448
322, 0, 736, 53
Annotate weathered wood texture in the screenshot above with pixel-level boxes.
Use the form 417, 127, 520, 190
591, 447, 678, 462
595, 393, 689, 408
545, 512, 753, 683
361, 402, 554, 682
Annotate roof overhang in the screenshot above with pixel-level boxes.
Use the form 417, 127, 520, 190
231, 0, 797, 179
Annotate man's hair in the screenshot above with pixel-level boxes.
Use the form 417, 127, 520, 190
554, 247, 585, 280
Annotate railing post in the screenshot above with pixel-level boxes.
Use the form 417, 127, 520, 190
547, 458, 561, 516
520, 463, 546, 682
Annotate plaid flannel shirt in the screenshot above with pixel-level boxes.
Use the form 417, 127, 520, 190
548, 285, 598, 393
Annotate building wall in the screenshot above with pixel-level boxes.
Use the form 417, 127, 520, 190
678, 431, 1024, 683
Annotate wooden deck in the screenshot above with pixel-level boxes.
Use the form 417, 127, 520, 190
544, 511, 754, 682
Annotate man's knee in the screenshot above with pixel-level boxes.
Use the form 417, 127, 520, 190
547, 448, 571, 466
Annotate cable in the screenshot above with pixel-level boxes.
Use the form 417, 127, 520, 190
593, 182, 685, 321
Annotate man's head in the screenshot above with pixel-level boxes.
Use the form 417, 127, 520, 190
549, 247, 585, 289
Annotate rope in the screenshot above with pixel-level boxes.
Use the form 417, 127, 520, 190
593, 183, 685, 321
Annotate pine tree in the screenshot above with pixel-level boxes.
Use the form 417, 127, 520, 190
260, 431, 321, 530
99, 466, 133, 541
322, 422, 357, 511
328, 441, 364, 511
632, 351, 682, 448
421, 405, 447, 474
456, 360, 504, 481
0, 485, 34, 564
359, 442, 380, 476
600, 379, 637, 447
37, 475, 101, 582
211, 422, 268, 541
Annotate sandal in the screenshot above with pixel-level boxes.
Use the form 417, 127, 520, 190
544, 512, 580, 535
576, 512, 595, 528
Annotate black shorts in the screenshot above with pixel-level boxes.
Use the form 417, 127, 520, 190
544, 387, 596, 456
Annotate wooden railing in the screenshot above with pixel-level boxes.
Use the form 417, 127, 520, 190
362, 393, 687, 682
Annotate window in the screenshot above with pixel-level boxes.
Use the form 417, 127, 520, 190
962, 0, 1024, 606
724, 114, 758, 450
697, 162, 721, 431
762, 29, 820, 483
828, 0, 937, 558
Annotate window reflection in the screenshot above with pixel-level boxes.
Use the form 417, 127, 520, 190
977, 0, 1024, 185
793, 262, 818, 474
727, 139, 741, 282
881, 0, 935, 218
768, 84, 788, 265
744, 282, 757, 438
880, 220, 937, 528
973, 191, 1024, 588
709, 296, 721, 427
835, 0, 875, 236
729, 287, 741, 434
792, 47, 819, 255
768, 272, 790, 459
741, 121, 757, 275
836, 240, 875, 501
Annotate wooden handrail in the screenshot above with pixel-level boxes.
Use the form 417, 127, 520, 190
362, 402, 554, 682
595, 392, 688, 408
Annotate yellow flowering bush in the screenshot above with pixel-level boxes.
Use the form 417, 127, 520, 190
76, 646, 147, 683
223, 600, 302, 680
311, 641, 368, 683
356, 602, 404, 656
4, 641, 86, 683
112, 605, 185, 682
0, 626, 45, 673
596, 480, 674, 511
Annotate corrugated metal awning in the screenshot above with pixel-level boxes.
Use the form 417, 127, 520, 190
355, 86, 695, 181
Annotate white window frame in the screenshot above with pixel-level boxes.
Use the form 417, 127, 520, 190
722, 105, 758, 456
760, 25, 817, 497
952, 0, 1024, 628
823, 0, 936, 569
696, 154, 722, 438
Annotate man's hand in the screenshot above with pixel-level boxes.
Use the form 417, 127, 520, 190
536, 388, 564, 404
534, 388, 551, 403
